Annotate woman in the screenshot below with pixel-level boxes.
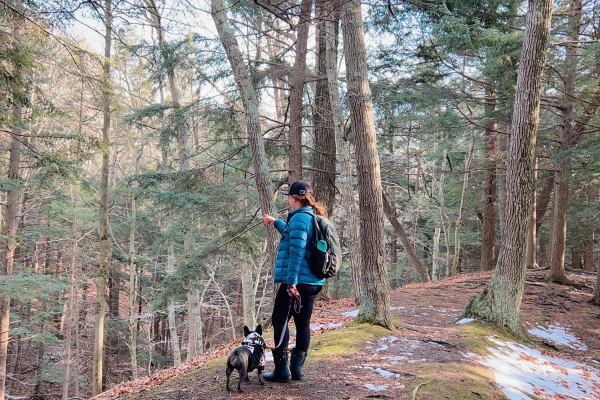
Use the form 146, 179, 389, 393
261, 181, 326, 382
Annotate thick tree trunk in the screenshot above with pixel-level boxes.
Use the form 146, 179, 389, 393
324, 3, 362, 305
592, 257, 600, 305
526, 157, 538, 268
382, 194, 430, 283
464, 0, 553, 333
481, 86, 497, 271
288, 0, 311, 184
93, 1, 112, 395
548, 0, 581, 285
0, 3, 23, 398
341, 0, 391, 329
211, 0, 278, 277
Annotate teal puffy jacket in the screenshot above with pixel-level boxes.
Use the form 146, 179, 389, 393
273, 206, 325, 286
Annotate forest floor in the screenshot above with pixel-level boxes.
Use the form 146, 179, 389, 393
94, 270, 600, 400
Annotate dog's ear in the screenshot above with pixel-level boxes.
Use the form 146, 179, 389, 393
256, 324, 262, 335
244, 325, 250, 337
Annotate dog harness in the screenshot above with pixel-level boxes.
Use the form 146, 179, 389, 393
241, 332, 266, 371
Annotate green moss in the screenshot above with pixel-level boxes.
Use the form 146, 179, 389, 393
308, 323, 391, 361
408, 363, 509, 399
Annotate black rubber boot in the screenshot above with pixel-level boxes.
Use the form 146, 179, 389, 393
263, 349, 290, 382
290, 348, 307, 381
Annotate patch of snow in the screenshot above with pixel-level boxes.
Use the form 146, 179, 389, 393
376, 344, 389, 352
477, 338, 600, 399
390, 306, 405, 310
365, 384, 388, 391
342, 309, 359, 317
527, 323, 587, 351
265, 352, 273, 362
375, 368, 401, 378
310, 322, 343, 331
457, 318, 475, 325
381, 336, 398, 343
408, 359, 427, 364
428, 306, 433, 308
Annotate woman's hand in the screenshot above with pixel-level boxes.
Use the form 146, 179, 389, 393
262, 214, 276, 225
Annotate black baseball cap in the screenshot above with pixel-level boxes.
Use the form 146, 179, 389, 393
284, 181, 313, 195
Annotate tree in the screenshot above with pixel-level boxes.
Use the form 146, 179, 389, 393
0, 2, 24, 398
211, 0, 279, 280
92, 0, 113, 394
464, 0, 554, 332
341, 0, 391, 329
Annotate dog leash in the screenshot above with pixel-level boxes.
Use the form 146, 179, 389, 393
274, 285, 301, 349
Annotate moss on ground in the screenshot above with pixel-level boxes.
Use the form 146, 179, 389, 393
407, 363, 508, 400
308, 323, 391, 361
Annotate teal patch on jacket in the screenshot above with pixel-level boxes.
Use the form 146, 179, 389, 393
273, 206, 325, 286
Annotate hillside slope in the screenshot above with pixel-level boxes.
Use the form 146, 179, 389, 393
95, 270, 600, 400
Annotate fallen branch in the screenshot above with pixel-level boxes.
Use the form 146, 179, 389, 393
412, 380, 431, 400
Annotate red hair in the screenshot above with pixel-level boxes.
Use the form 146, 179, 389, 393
291, 191, 327, 218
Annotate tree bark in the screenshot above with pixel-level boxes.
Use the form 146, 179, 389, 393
535, 173, 554, 232
584, 240, 594, 271
288, 0, 312, 184
128, 196, 138, 379
451, 135, 475, 275
0, 2, 23, 397
325, 2, 362, 305
464, 0, 553, 333
93, 0, 112, 395
62, 197, 78, 400
382, 194, 430, 283
480, 86, 497, 271
211, 0, 278, 278
526, 157, 538, 268
314, 0, 336, 301
548, 0, 581, 285
167, 244, 182, 366
341, 0, 391, 329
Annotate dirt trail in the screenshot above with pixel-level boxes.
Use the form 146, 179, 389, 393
98, 270, 600, 400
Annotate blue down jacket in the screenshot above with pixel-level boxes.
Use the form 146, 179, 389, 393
273, 206, 325, 286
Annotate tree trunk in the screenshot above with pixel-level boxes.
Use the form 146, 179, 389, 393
464, 0, 553, 333
584, 240, 594, 271
128, 196, 138, 379
526, 157, 538, 268
93, 0, 112, 395
432, 227, 441, 281
325, 2, 362, 305
0, 2, 23, 397
451, 135, 475, 275
314, 0, 336, 301
548, 0, 581, 285
167, 244, 182, 366
211, 0, 278, 278
480, 86, 497, 271
341, 0, 391, 329
62, 199, 78, 400
535, 173, 555, 232
382, 194, 430, 283
240, 256, 256, 330
572, 247, 582, 269
592, 254, 600, 305
288, 0, 311, 184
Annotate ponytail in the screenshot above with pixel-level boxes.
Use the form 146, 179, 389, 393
291, 193, 328, 218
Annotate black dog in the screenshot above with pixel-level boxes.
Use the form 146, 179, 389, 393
226, 325, 266, 392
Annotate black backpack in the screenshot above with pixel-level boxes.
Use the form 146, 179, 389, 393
297, 211, 342, 279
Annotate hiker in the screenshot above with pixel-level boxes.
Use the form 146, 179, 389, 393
261, 181, 326, 382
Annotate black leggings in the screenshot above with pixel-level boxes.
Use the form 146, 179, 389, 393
271, 283, 322, 353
